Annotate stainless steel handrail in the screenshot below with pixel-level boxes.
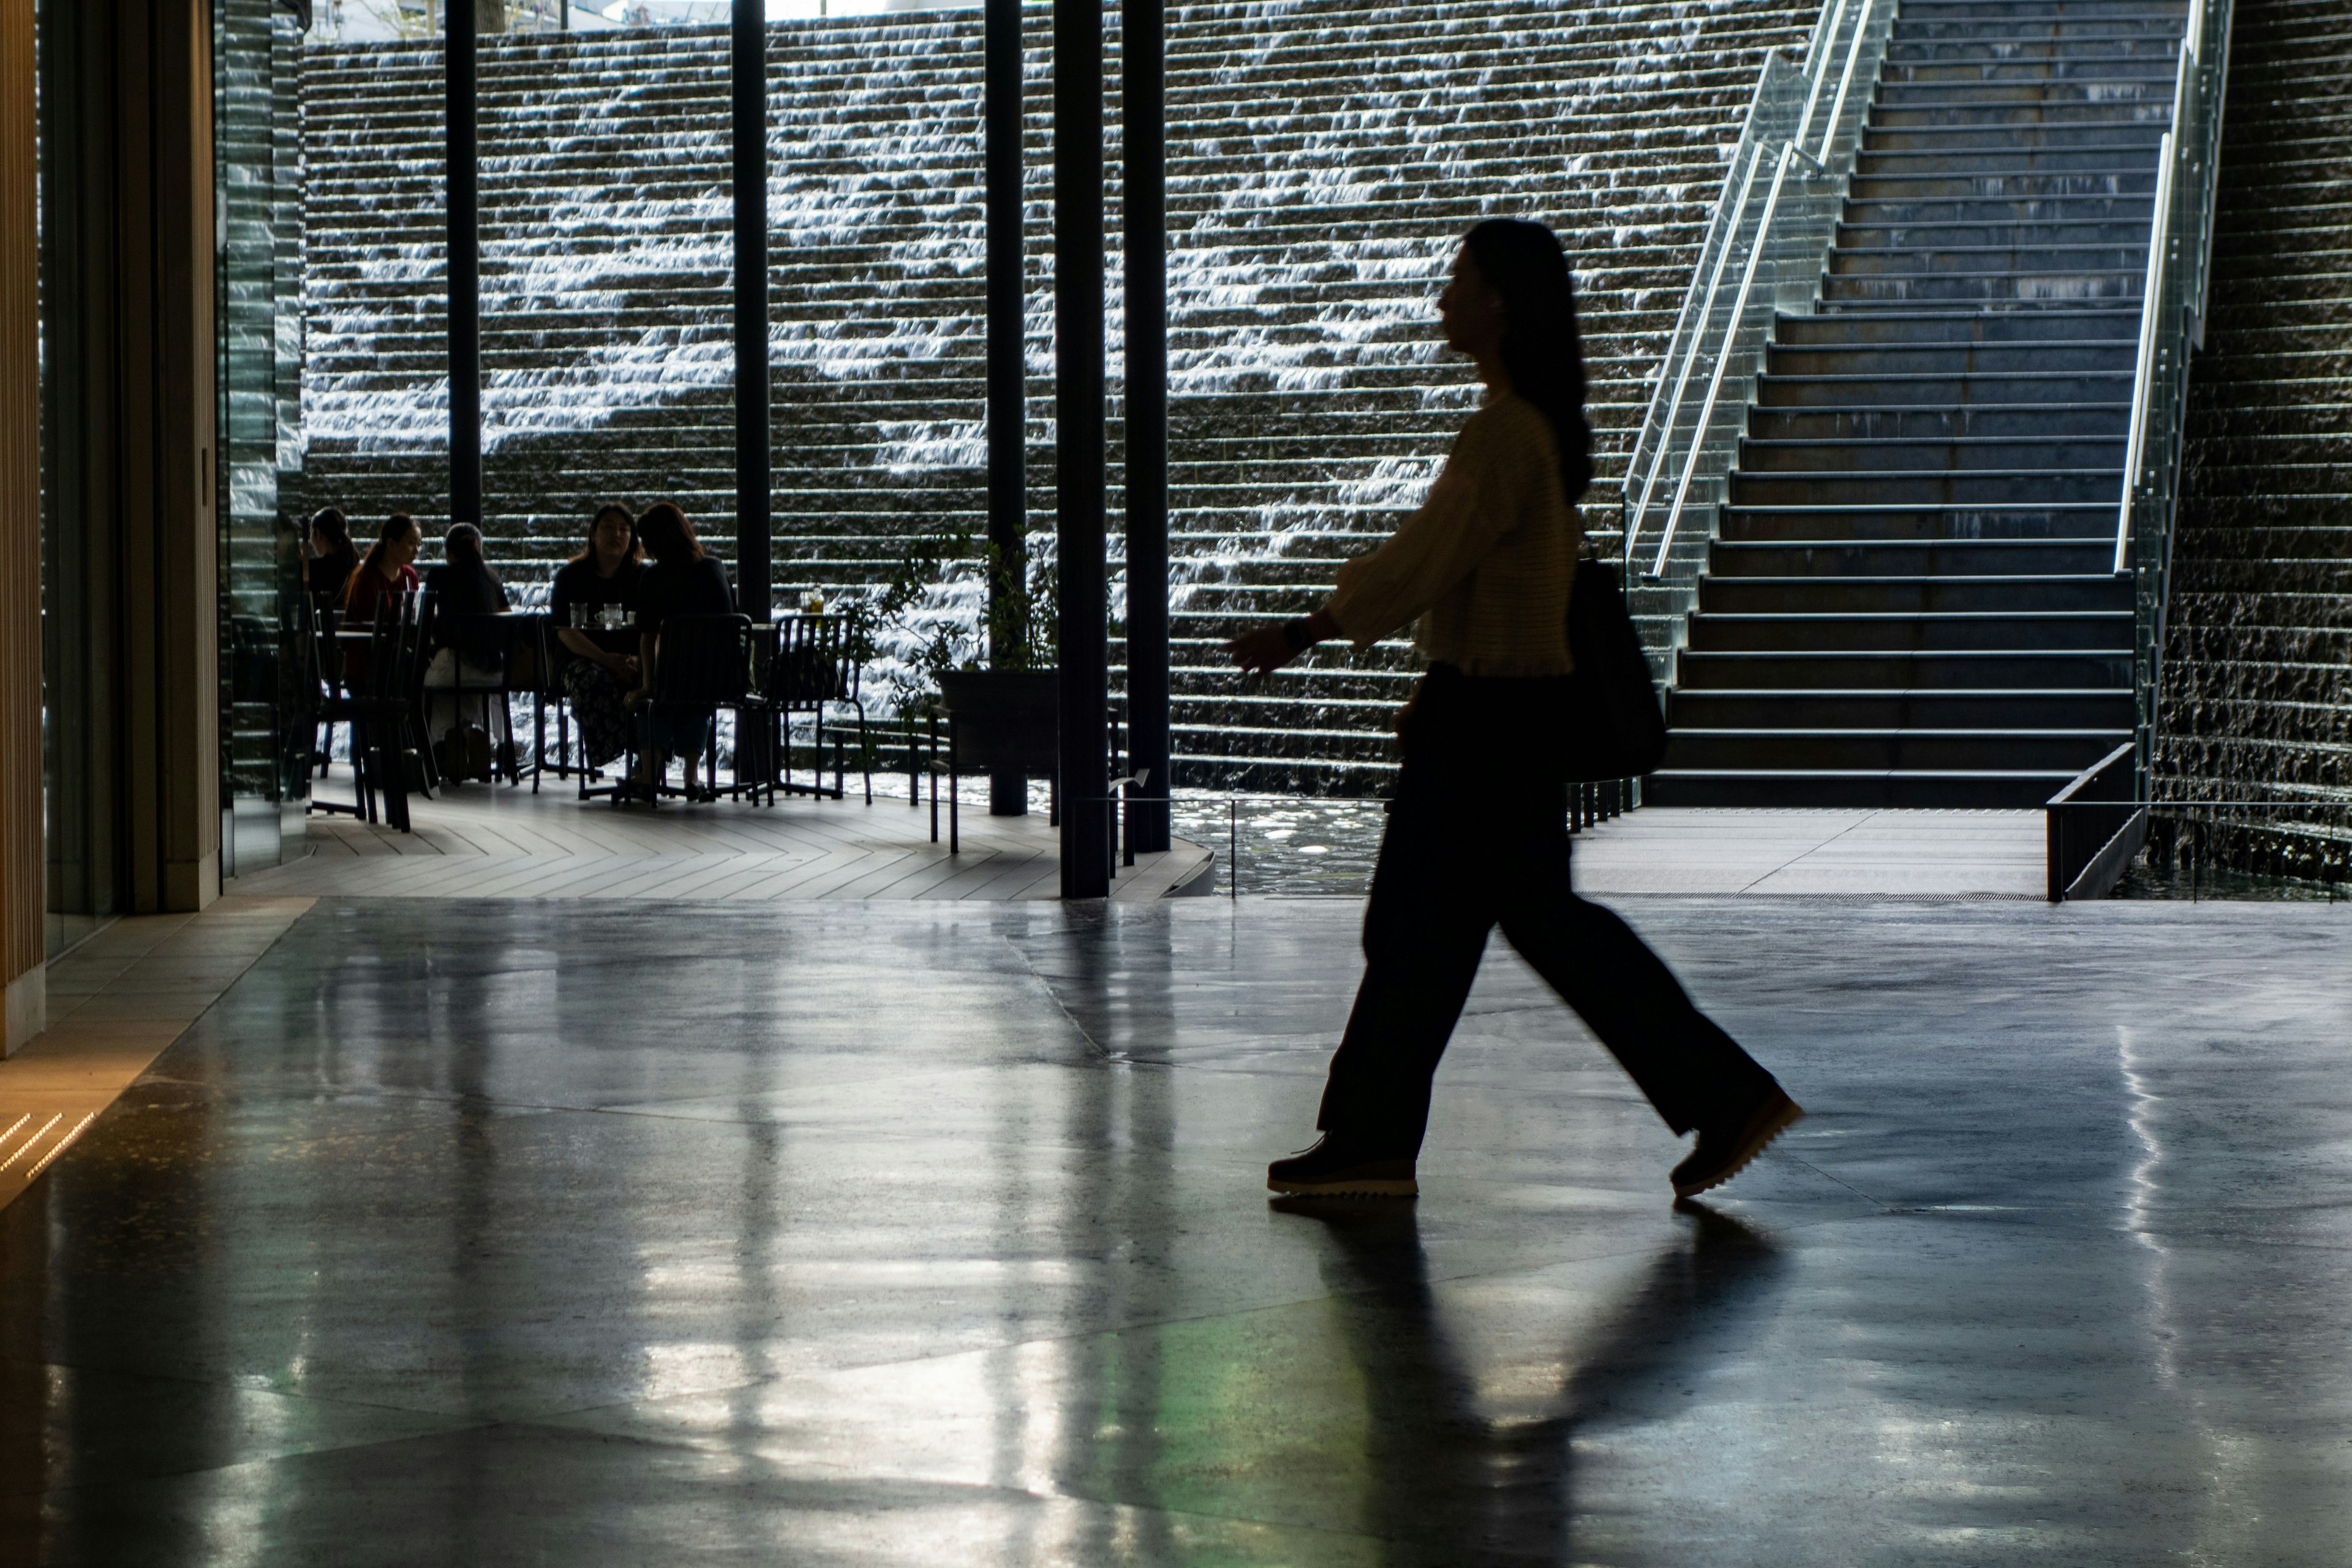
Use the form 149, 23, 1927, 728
2116, 129, 2173, 576
1652, 141, 1804, 578
1619, 0, 1894, 628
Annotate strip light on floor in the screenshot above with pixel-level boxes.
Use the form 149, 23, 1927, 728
0, 1114, 59, 1174
23, 1113, 97, 1182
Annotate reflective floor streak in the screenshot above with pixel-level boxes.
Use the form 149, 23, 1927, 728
3, 896, 2350, 1564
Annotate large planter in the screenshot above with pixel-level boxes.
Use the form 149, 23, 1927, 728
935, 669, 1058, 776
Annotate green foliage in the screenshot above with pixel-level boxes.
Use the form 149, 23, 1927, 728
836, 526, 1057, 715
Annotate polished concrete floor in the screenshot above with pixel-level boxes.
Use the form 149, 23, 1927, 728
4, 893, 2350, 1564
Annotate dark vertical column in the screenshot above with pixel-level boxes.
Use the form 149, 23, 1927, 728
1055, 0, 1109, 899
1121, 0, 1169, 853
446, 0, 481, 527
984, 0, 1027, 816
732, 0, 772, 619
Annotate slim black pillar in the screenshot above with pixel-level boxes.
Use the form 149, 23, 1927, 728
446, 2, 481, 526
732, 0, 772, 618
1121, 0, 1169, 853
1055, 0, 1110, 899
985, 0, 1028, 816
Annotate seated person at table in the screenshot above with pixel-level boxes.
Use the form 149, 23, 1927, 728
548, 503, 646, 772
306, 508, 358, 615
339, 513, 423, 682
421, 522, 513, 779
630, 501, 735, 799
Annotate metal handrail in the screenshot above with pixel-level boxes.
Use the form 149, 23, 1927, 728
1619, 0, 1895, 664
1652, 141, 1803, 578
2116, 129, 2173, 576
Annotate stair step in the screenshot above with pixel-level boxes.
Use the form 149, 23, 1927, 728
1830, 243, 2147, 274
1707, 537, 2123, 574
1738, 434, 2127, 471
1640, 768, 2091, 809
1662, 728, 2128, 770
1758, 368, 2135, 401
1698, 572, 2133, 612
1667, 687, 2137, 729
1773, 308, 2141, 344
1675, 649, 2135, 690
1715, 507, 2125, 543
1687, 610, 2130, 651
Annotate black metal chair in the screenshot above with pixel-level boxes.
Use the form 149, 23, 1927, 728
616, 613, 761, 807
432, 609, 550, 788
766, 614, 870, 805
310, 591, 422, 831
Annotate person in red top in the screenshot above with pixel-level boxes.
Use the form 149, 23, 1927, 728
340, 513, 423, 682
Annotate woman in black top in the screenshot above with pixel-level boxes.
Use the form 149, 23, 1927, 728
630, 501, 734, 797
306, 508, 358, 612
421, 522, 513, 778
548, 503, 647, 770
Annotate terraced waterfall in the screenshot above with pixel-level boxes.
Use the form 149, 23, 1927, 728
299, 0, 1820, 792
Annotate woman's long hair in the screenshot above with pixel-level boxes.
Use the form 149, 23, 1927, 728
1461, 218, 1594, 503
635, 501, 703, 564
311, 507, 351, 552
443, 522, 500, 581
570, 502, 644, 567
353, 513, 418, 585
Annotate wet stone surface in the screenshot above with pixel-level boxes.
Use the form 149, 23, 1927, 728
4, 896, 2351, 1564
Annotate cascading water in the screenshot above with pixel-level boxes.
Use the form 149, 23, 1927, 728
298, 0, 1821, 793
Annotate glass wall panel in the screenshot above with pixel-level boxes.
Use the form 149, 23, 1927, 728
215, 0, 312, 876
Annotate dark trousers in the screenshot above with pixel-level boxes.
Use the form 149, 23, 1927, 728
1317, 673, 1779, 1157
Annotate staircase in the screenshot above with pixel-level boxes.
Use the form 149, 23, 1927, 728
2156, 0, 2352, 870
1648, 0, 2183, 807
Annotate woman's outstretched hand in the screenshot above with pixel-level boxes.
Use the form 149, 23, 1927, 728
1224, 610, 1339, 677
1223, 625, 1298, 676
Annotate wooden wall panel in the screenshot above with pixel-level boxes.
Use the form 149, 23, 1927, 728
0, 0, 46, 1038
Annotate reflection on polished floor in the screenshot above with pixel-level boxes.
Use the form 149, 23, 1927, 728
5, 895, 2351, 1564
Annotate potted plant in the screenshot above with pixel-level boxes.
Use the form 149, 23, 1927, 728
839, 526, 1060, 783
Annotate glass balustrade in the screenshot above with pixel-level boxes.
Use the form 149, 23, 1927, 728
2123, 0, 2233, 805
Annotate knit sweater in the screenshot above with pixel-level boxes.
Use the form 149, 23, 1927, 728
1323, 391, 1581, 676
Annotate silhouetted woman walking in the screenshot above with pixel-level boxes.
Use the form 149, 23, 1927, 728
1226, 219, 1801, 1202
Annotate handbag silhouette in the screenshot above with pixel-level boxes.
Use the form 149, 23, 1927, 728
1559, 556, 1668, 782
